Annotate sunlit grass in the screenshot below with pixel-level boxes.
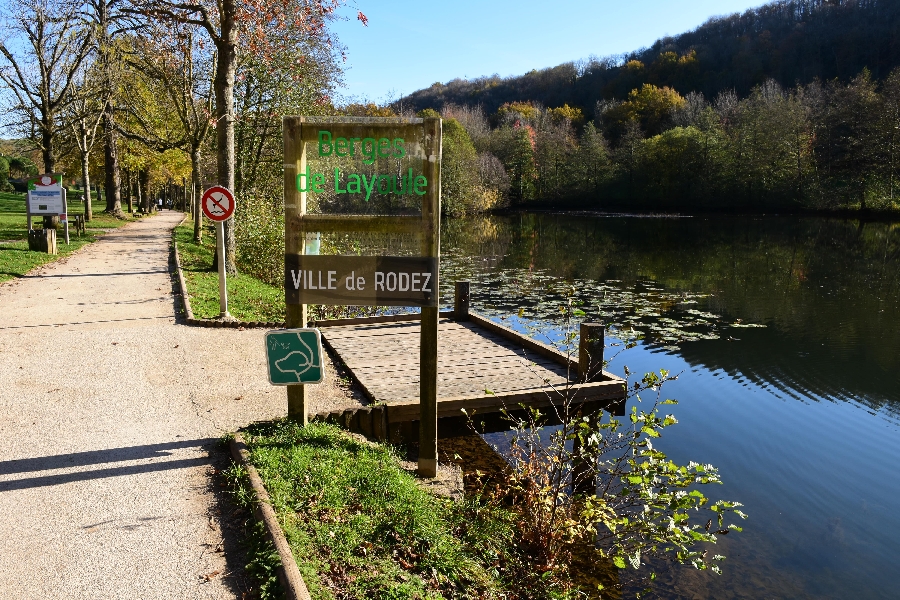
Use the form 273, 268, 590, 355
174, 219, 285, 322
0, 190, 135, 284
226, 421, 518, 600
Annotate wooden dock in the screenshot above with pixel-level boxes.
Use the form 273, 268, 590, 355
312, 310, 626, 442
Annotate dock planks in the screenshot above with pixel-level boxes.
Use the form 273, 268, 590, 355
323, 319, 566, 400
319, 315, 626, 426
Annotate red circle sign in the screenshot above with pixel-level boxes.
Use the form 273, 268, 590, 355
201, 186, 235, 222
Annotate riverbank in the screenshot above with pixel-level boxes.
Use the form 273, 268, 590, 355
492, 201, 900, 221
228, 419, 638, 600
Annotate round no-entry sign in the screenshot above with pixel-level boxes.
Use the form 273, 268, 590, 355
201, 186, 235, 221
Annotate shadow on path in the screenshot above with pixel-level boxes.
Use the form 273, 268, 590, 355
0, 438, 217, 492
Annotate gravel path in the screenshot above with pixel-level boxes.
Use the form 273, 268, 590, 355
0, 212, 360, 598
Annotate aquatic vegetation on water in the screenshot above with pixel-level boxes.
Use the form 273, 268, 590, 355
440, 250, 765, 353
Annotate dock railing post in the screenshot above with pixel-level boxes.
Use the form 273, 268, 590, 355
578, 322, 605, 383
574, 323, 604, 494
454, 281, 470, 321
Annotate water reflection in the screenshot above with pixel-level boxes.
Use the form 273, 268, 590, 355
438, 212, 900, 599
440, 214, 900, 413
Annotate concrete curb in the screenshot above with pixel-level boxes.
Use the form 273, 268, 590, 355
230, 434, 313, 600
171, 234, 286, 329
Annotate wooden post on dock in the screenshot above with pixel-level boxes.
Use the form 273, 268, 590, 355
574, 322, 605, 492
454, 281, 470, 321
579, 322, 605, 382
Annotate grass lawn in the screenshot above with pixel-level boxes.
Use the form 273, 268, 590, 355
0, 190, 136, 284
174, 219, 285, 322
227, 421, 524, 600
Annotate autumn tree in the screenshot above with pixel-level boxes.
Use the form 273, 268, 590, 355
127, 22, 214, 239
80, 0, 134, 217
61, 65, 108, 220
878, 68, 900, 203
505, 123, 538, 204
235, 22, 341, 199
614, 120, 644, 202
534, 107, 580, 200
604, 83, 686, 139
0, 0, 93, 175
130, 0, 361, 274
575, 122, 611, 196
811, 73, 880, 209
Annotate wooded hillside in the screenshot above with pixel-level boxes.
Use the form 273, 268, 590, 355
400, 0, 900, 118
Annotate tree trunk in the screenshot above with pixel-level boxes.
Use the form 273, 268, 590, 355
41, 132, 60, 230
98, 1, 122, 217
41, 126, 55, 174
125, 170, 134, 213
140, 169, 151, 213
102, 113, 122, 215
191, 146, 203, 242
81, 152, 92, 221
213, 3, 237, 274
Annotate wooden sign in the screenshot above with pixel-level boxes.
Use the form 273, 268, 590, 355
283, 115, 442, 478
285, 255, 437, 306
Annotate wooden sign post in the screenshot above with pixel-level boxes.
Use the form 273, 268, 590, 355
283, 116, 442, 477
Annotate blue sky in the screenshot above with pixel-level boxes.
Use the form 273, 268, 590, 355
330, 0, 768, 104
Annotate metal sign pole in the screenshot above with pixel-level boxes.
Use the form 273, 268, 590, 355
201, 185, 235, 319
216, 220, 229, 317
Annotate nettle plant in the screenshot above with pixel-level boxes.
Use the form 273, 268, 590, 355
469, 299, 747, 597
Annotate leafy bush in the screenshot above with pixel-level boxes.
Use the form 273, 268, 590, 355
235, 192, 285, 287
467, 325, 747, 597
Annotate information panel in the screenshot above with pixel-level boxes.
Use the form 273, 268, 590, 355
27, 174, 65, 215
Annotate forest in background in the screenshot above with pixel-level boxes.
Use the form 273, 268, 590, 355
421, 69, 900, 214
402, 0, 900, 120
400, 0, 900, 213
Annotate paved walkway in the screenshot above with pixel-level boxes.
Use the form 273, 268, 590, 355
0, 212, 355, 598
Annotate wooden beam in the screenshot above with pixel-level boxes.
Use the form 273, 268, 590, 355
418, 116, 441, 478
283, 117, 308, 424
454, 281, 470, 320
289, 214, 424, 234
386, 379, 627, 423
286, 116, 424, 142
314, 311, 453, 328
579, 322, 605, 383
467, 312, 578, 371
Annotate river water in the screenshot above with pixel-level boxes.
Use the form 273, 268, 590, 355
437, 213, 900, 599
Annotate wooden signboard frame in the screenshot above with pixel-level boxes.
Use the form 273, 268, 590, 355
283, 116, 442, 477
